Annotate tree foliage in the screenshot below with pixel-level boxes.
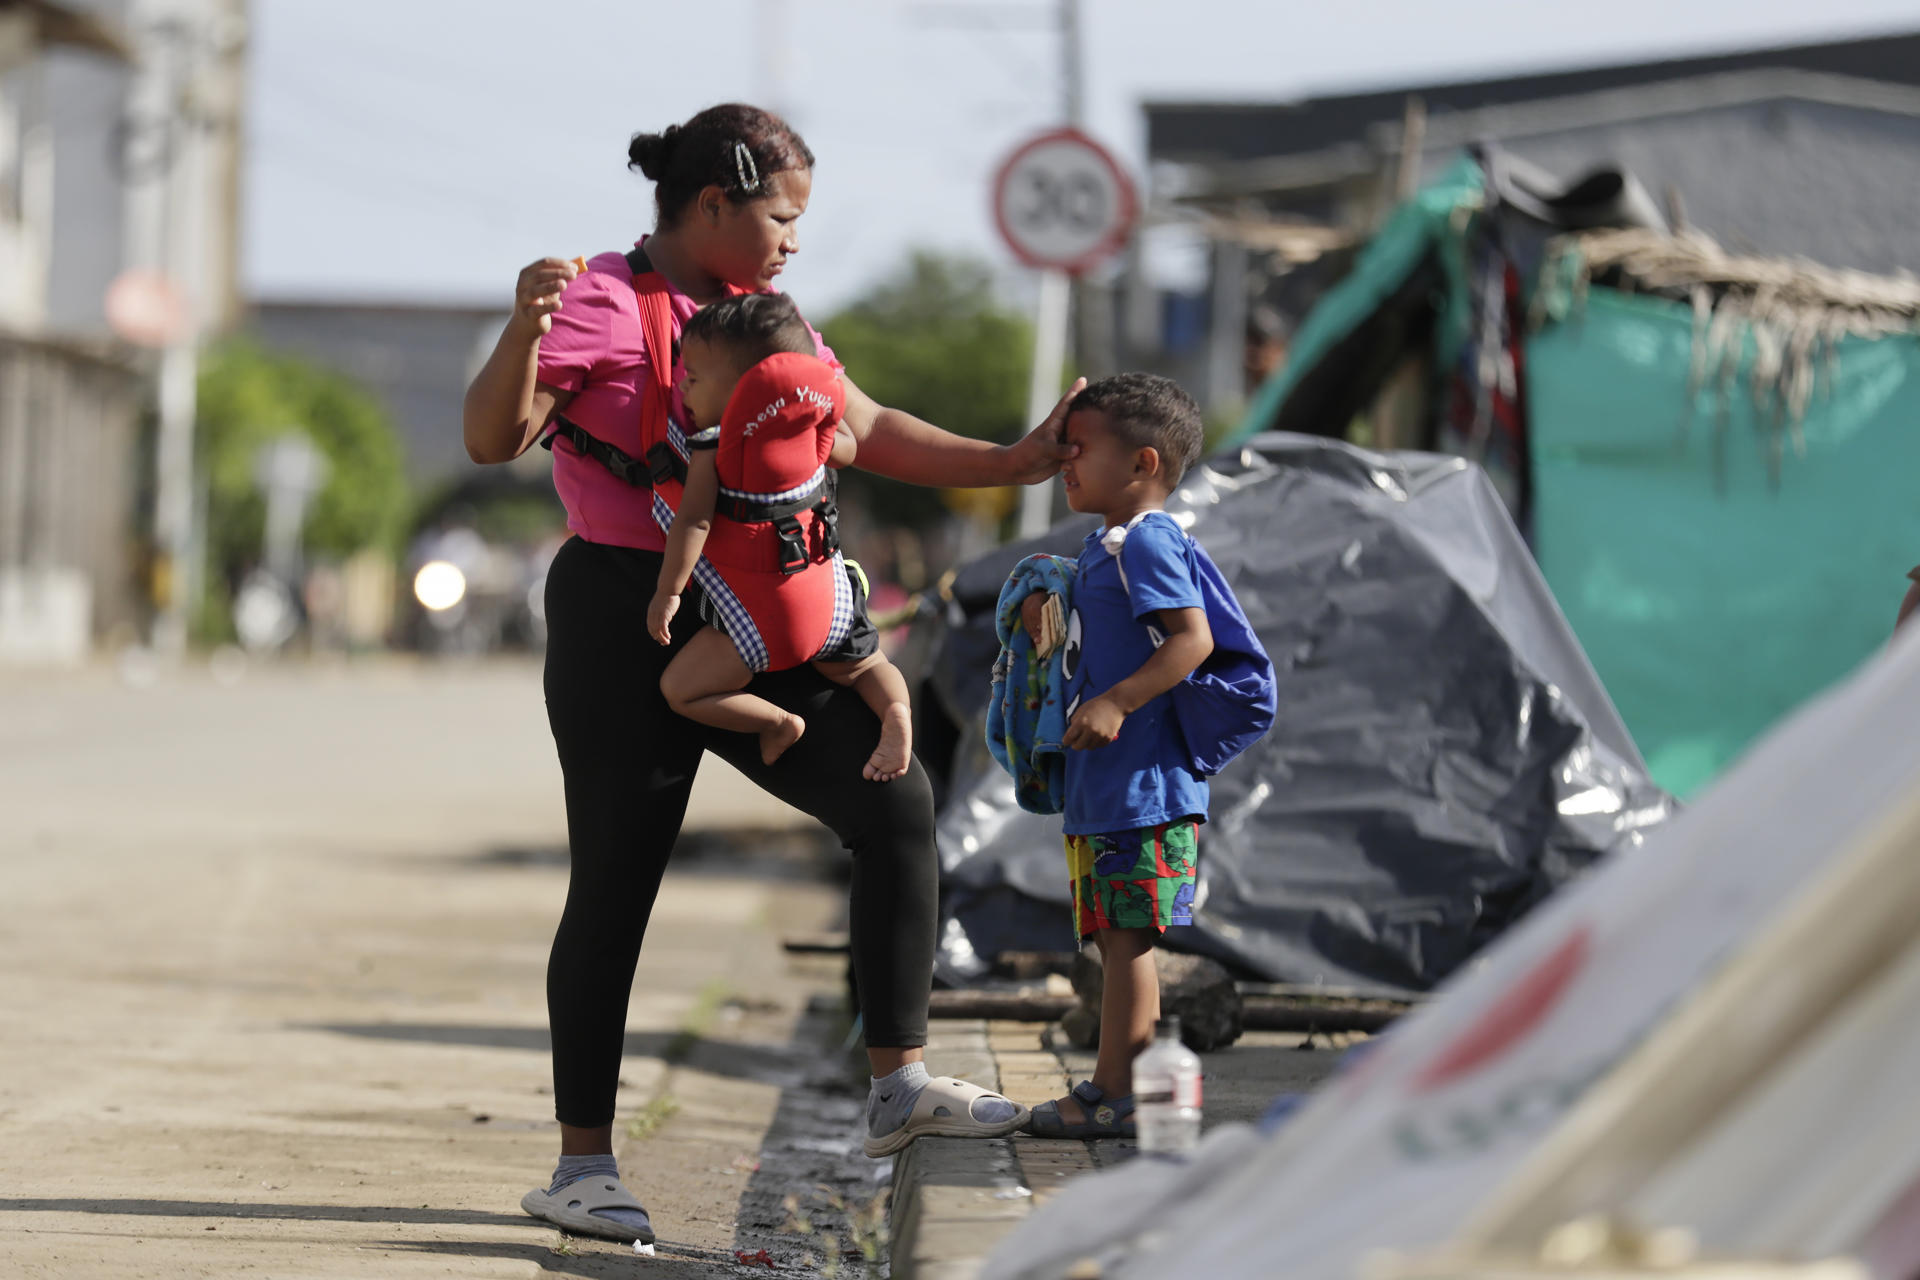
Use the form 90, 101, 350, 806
195, 338, 409, 578
819, 252, 1032, 529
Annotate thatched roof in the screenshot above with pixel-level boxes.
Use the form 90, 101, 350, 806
1538, 226, 1920, 484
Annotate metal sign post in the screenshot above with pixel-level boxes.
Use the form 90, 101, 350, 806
992, 128, 1138, 537
1019, 269, 1072, 538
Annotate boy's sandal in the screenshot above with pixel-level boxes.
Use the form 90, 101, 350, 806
520, 1175, 656, 1243
862, 1076, 1032, 1158
1022, 1081, 1137, 1139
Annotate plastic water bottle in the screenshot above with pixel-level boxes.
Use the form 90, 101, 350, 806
1132, 1015, 1202, 1157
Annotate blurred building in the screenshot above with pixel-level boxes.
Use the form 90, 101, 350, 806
1134, 27, 1920, 417
0, 0, 245, 663
248, 299, 517, 485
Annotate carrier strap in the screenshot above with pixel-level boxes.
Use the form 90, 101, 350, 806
536, 246, 681, 486
722, 472, 841, 576
538, 416, 687, 488
537, 248, 841, 576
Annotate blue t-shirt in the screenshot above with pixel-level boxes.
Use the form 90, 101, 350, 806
1062, 511, 1210, 836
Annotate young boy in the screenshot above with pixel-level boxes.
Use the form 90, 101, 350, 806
646, 293, 913, 782
1020, 373, 1217, 1139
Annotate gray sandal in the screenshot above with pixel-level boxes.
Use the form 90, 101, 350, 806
520, 1175, 655, 1243
1022, 1080, 1137, 1139
863, 1075, 1031, 1157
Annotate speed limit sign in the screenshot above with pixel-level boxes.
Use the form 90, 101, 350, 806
992, 128, 1138, 274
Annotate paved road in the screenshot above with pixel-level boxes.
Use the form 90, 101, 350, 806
0, 658, 882, 1278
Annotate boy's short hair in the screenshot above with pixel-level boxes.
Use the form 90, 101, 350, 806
1072, 373, 1205, 489
682, 292, 815, 368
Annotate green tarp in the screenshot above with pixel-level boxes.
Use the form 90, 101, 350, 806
1229, 156, 1483, 451
1528, 289, 1920, 795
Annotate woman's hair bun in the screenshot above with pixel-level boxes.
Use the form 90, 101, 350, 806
632, 106, 814, 227
626, 124, 682, 180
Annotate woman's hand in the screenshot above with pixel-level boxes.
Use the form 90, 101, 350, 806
513, 257, 581, 335
1003, 378, 1086, 485
647, 591, 679, 646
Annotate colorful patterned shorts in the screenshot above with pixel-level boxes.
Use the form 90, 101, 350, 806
1065, 818, 1200, 940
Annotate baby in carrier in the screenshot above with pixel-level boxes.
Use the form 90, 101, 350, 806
647, 293, 912, 782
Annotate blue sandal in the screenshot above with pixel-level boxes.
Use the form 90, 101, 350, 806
1022, 1081, 1137, 1139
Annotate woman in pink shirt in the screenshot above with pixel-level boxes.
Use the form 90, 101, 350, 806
463, 104, 1078, 1244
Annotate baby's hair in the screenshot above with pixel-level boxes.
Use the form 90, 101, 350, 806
1071, 373, 1205, 489
682, 293, 815, 368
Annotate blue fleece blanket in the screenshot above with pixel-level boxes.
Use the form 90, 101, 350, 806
987, 553, 1079, 814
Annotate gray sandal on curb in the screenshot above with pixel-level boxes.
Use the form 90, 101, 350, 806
863, 1076, 1031, 1157
520, 1175, 656, 1243
1022, 1081, 1137, 1139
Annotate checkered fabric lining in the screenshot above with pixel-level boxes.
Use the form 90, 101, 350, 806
815, 551, 855, 659
719, 465, 826, 505
652, 492, 772, 672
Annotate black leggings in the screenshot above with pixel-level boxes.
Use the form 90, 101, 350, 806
541, 536, 936, 1127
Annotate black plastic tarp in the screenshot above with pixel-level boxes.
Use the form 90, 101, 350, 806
911, 434, 1673, 996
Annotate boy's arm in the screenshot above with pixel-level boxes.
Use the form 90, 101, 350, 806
1063, 607, 1213, 750
647, 451, 720, 644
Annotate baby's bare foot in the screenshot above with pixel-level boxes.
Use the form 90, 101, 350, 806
761, 713, 806, 766
863, 704, 913, 782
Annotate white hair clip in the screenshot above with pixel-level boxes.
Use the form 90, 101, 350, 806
733, 141, 761, 193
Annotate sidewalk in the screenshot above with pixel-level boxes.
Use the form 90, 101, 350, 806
0, 659, 882, 1278
891, 1017, 1364, 1279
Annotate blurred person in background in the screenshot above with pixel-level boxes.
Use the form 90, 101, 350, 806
1896, 566, 1920, 634
463, 103, 1081, 1242
1244, 303, 1292, 394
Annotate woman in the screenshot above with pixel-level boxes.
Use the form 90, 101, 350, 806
463, 103, 1080, 1243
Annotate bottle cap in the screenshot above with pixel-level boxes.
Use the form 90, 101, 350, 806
1155, 1016, 1182, 1039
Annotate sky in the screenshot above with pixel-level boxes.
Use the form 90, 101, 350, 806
243, 0, 1920, 316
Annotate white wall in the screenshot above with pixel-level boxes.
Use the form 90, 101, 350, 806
42, 0, 244, 340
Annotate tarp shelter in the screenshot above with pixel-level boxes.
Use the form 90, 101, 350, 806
1526, 242, 1920, 795
985, 619, 1920, 1280
1230, 152, 1920, 798
916, 435, 1670, 996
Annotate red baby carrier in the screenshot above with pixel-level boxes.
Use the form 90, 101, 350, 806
698, 353, 849, 670
538, 246, 842, 565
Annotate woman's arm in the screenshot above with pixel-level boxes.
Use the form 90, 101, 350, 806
648, 452, 720, 644
839, 375, 1084, 488
463, 258, 578, 464
828, 419, 857, 469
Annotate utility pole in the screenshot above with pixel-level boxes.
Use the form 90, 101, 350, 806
1060, 0, 1082, 126
122, 5, 240, 658
149, 18, 204, 660
910, 0, 1100, 538
1059, 0, 1117, 394
755, 0, 791, 123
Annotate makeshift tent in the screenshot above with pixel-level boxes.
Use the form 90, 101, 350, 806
916, 434, 1670, 996
985, 621, 1920, 1280
1231, 152, 1920, 797
1526, 232, 1920, 796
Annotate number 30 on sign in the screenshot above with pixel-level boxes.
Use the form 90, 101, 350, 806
992, 128, 1138, 275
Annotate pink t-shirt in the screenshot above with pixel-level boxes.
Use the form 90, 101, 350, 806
535, 239, 839, 549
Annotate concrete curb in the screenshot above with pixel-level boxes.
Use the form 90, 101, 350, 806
890, 1019, 1101, 1280
888, 1017, 1361, 1278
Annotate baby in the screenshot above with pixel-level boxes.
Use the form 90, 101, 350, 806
647, 292, 912, 782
